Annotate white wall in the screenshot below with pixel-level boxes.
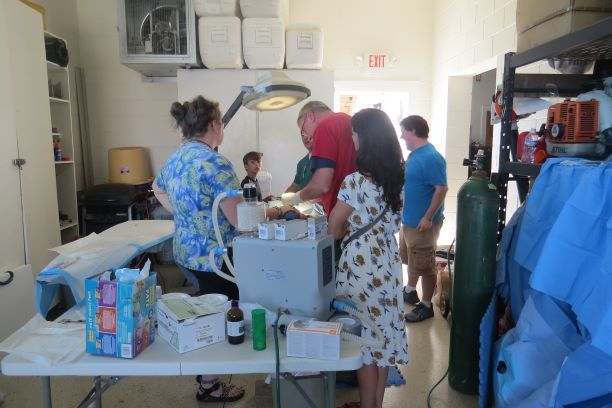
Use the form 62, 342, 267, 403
288, 0, 435, 118
75, 1, 178, 185
177, 69, 334, 194
469, 69, 496, 144
67, 0, 436, 186
38, 0, 84, 190
431, 0, 518, 244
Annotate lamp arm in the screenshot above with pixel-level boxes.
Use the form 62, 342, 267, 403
221, 87, 251, 127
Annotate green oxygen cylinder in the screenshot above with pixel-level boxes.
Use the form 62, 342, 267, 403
448, 151, 500, 394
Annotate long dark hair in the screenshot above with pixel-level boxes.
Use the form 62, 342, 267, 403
351, 108, 405, 213
170, 95, 221, 139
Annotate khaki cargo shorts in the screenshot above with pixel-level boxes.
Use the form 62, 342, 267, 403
399, 220, 443, 278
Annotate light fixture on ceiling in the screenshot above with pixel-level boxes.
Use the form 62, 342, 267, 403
222, 71, 311, 126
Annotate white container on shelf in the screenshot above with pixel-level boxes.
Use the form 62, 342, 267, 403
242, 18, 285, 69
285, 24, 323, 69
194, 0, 239, 17
239, 0, 282, 18
199, 17, 243, 69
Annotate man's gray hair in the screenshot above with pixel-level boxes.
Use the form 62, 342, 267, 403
297, 101, 331, 122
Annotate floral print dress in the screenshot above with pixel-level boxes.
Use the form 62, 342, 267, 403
336, 172, 409, 367
155, 140, 240, 272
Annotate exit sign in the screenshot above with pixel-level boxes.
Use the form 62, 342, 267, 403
367, 53, 387, 68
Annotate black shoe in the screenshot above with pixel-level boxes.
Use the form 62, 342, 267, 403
403, 289, 420, 305
405, 302, 434, 323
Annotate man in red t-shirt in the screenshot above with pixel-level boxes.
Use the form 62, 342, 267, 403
281, 101, 356, 217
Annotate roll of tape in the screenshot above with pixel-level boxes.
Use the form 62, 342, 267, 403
330, 314, 361, 336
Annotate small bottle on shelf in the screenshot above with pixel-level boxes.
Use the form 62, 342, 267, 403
53, 135, 62, 161
226, 300, 244, 345
520, 128, 539, 164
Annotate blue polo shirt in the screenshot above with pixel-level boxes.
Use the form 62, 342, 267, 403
402, 143, 447, 227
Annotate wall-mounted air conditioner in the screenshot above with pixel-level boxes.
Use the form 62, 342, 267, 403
118, 0, 198, 77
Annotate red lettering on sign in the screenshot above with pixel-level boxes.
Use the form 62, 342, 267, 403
367, 54, 386, 68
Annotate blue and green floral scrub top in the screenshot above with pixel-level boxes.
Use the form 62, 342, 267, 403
155, 140, 240, 272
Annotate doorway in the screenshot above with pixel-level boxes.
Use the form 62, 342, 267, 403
334, 81, 415, 157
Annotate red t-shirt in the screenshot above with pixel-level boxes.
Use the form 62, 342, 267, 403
310, 112, 356, 216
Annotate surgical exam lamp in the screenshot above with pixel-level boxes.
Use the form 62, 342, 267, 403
221, 71, 311, 127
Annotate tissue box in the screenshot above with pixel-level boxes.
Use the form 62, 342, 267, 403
286, 320, 342, 360
85, 273, 157, 358
157, 298, 225, 353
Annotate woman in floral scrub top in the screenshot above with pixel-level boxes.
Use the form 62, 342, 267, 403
329, 108, 408, 408
153, 96, 281, 403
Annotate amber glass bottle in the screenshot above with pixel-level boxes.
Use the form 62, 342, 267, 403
226, 300, 244, 345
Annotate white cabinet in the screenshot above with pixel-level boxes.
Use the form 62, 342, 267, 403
0, 0, 59, 338
177, 69, 334, 194
45, 31, 79, 244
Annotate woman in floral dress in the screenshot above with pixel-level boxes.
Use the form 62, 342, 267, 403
329, 108, 408, 408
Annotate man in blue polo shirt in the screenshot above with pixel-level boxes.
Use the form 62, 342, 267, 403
399, 115, 448, 322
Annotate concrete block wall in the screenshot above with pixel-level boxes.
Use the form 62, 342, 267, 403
431, 0, 518, 244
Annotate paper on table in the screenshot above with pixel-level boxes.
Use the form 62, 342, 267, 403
49, 233, 99, 257
0, 315, 84, 366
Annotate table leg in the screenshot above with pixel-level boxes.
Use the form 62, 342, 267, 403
323, 372, 336, 408
41, 376, 52, 408
94, 376, 102, 408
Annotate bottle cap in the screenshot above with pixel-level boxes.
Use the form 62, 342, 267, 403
231, 300, 239, 308
242, 183, 257, 201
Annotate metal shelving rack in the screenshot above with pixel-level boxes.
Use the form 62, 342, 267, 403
495, 17, 612, 240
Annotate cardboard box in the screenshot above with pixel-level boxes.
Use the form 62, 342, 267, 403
307, 216, 328, 240
274, 219, 307, 240
157, 298, 225, 353
516, 0, 612, 52
85, 273, 157, 358
286, 320, 342, 360
258, 221, 276, 239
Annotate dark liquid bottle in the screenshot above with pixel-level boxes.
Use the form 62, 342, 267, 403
226, 300, 244, 345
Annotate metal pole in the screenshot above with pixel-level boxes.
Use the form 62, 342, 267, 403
41, 376, 52, 408
221, 89, 249, 127
496, 52, 516, 242
94, 376, 102, 408
281, 373, 318, 408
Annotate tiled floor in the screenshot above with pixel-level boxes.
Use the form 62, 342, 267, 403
0, 266, 479, 408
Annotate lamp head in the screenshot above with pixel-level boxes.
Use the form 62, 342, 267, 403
242, 71, 311, 111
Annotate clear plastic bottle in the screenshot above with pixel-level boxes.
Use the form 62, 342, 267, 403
226, 300, 244, 345
236, 183, 265, 233
520, 128, 539, 164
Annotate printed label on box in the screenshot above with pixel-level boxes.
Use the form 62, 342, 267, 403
97, 307, 117, 333
98, 281, 117, 307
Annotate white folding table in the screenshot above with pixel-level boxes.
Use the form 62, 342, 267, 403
1, 327, 363, 408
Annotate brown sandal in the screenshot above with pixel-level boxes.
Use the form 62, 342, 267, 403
196, 381, 245, 403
